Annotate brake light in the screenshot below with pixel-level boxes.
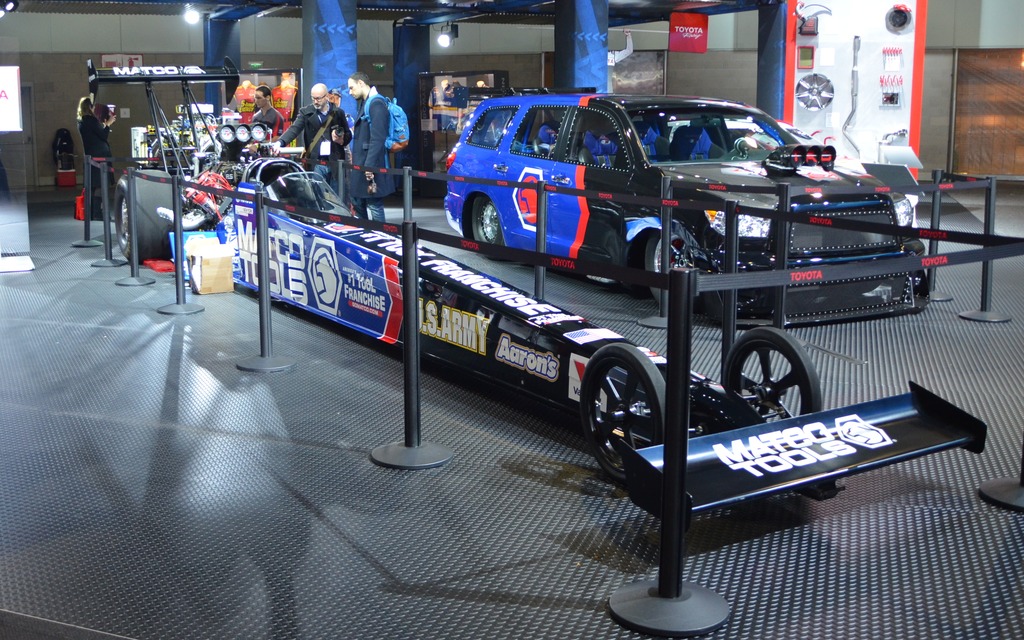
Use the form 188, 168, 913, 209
445, 149, 456, 172
804, 147, 819, 166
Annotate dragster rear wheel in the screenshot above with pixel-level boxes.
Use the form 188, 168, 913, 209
114, 175, 172, 262
580, 343, 666, 483
723, 327, 822, 420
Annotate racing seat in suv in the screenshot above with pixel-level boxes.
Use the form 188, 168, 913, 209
532, 123, 558, 156
669, 125, 714, 161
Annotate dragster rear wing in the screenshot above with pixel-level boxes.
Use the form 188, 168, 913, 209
619, 382, 987, 518
87, 58, 240, 98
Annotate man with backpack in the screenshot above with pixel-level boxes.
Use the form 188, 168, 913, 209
346, 71, 395, 223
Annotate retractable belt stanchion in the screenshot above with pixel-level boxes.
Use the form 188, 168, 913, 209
927, 169, 953, 302
91, 160, 127, 268
960, 177, 1011, 323
371, 219, 454, 470
771, 183, 792, 329
534, 180, 548, 300
720, 200, 739, 381
115, 168, 155, 287
72, 155, 102, 248
236, 185, 296, 373
979, 435, 1024, 512
639, 176, 673, 328
609, 268, 731, 637
402, 166, 413, 223
157, 174, 204, 316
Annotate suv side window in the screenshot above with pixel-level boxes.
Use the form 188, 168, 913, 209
466, 107, 516, 149
566, 108, 628, 170
510, 106, 568, 158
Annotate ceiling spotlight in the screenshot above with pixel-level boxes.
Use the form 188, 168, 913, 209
3, 1, 18, 12
437, 22, 458, 48
184, 7, 202, 25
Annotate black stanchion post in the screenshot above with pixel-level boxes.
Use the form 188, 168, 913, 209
927, 169, 953, 302
960, 177, 1010, 323
158, 174, 204, 316
115, 168, 156, 287
609, 268, 731, 636
338, 159, 349, 210
371, 220, 454, 470
721, 199, 739, 381
534, 180, 548, 300
91, 160, 127, 268
403, 166, 413, 223
772, 183, 791, 329
639, 175, 673, 328
237, 185, 297, 372
979, 435, 1024, 512
72, 155, 102, 248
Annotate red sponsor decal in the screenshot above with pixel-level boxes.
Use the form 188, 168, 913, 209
921, 255, 949, 268
662, 199, 679, 207
383, 223, 399, 234
550, 257, 576, 270
599, 192, 614, 199
874, 186, 892, 193
415, 171, 427, 177
790, 269, 824, 282
496, 180, 509, 186
939, 183, 954, 190
808, 216, 832, 226
708, 184, 727, 191
285, 205, 296, 212
545, 184, 557, 192
329, 214, 342, 222
918, 229, 947, 240
454, 176, 466, 182
461, 239, 480, 251
803, 187, 823, 194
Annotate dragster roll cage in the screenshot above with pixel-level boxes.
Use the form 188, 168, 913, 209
86, 58, 241, 177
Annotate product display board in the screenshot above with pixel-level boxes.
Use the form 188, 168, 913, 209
225, 70, 299, 131
784, 1, 926, 166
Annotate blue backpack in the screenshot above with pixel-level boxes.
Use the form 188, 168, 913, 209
364, 93, 410, 154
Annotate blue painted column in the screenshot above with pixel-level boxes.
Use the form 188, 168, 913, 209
553, 0, 609, 92
757, 2, 788, 120
304, 0, 358, 116
393, 22, 431, 172
204, 18, 240, 110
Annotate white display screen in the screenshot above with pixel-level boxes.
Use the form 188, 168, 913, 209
0, 66, 22, 132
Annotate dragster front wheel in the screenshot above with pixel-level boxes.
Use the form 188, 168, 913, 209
723, 326, 822, 420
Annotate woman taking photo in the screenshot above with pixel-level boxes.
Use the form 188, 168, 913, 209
77, 96, 116, 220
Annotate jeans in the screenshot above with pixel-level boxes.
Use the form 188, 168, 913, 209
351, 196, 386, 223
312, 162, 337, 194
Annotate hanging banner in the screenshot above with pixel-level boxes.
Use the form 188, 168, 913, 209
0, 66, 21, 132
669, 13, 709, 54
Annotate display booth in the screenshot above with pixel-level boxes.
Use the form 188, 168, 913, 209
784, 1, 926, 170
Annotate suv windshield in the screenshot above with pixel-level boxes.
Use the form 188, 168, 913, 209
627, 108, 800, 165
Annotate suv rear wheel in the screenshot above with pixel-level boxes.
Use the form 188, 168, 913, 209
471, 197, 504, 246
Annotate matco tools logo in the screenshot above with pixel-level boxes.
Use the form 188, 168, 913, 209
712, 414, 894, 477
112, 65, 205, 76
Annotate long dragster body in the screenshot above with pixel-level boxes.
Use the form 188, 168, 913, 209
230, 190, 986, 516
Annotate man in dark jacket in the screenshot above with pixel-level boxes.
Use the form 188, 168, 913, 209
274, 82, 350, 194
346, 72, 395, 223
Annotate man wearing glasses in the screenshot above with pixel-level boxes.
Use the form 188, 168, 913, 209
274, 82, 351, 193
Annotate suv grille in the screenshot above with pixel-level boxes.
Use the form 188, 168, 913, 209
788, 198, 897, 253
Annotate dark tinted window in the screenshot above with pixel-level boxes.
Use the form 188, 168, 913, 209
510, 106, 569, 158
466, 107, 516, 149
565, 108, 628, 170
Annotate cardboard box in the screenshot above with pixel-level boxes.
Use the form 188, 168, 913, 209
189, 244, 235, 294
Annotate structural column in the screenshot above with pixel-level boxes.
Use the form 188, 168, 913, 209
304, 0, 358, 115
756, 2, 789, 120
553, 0, 609, 92
393, 23, 431, 172
204, 18, 241, 110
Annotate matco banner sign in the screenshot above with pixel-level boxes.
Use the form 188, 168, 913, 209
669, 13, 709, 54
0, 66, 22, 132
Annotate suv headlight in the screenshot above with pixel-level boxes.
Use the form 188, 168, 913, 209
893, 195, 916, 227
705, 209, 771, 238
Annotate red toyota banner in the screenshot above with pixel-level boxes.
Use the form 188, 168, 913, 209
669, 13, 709, 53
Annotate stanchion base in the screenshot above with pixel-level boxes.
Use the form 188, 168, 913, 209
370, 442, 453, 470
978, 477, 1024, 512
236, 355, 297, 373
638, 315, 669, 329
930, 290, 953, 302
609, 580, 730, 638
116, 276, 156, 287
72, 239, 103, 248
91, 258, 128, 268
959, 309, 1011, 323
157, 302, 204, 316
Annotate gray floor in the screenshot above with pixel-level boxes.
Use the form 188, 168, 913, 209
1, 183, 1024, 640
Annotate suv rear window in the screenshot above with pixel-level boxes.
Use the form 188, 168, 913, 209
466, 107, 516, 149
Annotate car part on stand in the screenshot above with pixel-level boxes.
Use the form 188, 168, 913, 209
842, 35, 861, 157
886, 4, 913, 33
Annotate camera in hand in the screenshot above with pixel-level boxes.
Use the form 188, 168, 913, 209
367, 175, 377, 195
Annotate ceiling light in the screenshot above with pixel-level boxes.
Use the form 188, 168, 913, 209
437, 22, 458, 48
3, 1, 18, 12
184, 7, 201, 25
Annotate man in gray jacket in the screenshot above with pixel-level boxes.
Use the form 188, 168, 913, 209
346, 72, 395, 222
